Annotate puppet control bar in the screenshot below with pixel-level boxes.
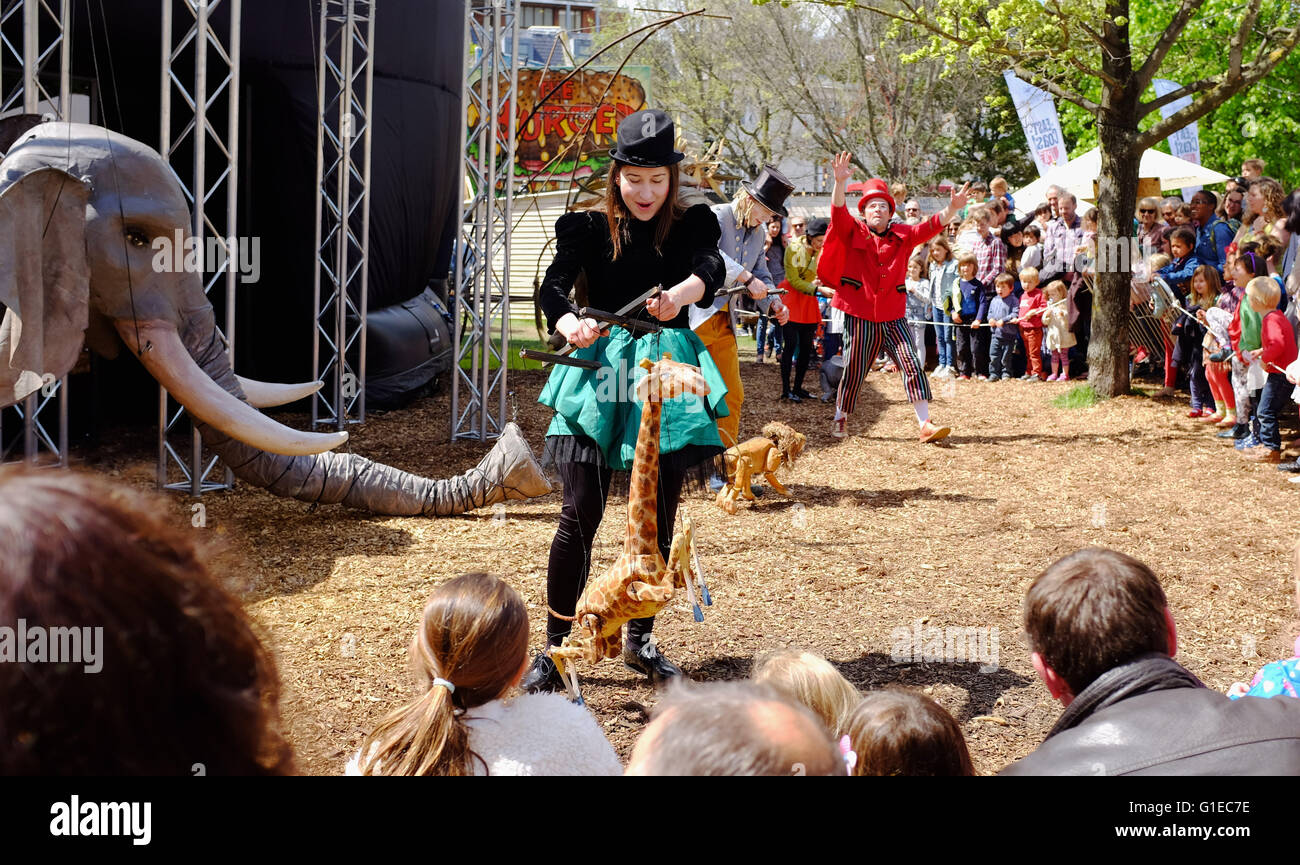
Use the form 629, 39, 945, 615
520, 285, 663, 369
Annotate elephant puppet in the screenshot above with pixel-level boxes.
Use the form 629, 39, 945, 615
0, 121, 551, 515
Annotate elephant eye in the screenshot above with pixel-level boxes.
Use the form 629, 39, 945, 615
124, 229, 150, 248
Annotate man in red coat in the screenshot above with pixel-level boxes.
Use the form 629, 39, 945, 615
822, 152, 970, 442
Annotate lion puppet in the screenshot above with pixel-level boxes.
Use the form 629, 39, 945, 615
715, 421, 806, 514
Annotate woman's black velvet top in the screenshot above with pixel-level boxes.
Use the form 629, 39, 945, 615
538, 204, 726, 332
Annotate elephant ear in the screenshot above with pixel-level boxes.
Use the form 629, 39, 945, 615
0, 166, 90, 407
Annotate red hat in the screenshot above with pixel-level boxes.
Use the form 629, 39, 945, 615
856, 178, 895, 215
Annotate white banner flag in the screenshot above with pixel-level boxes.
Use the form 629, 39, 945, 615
1152, 78, 1202, 198
1003, 71, 1068, 178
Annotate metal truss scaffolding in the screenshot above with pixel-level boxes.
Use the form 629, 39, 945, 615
158, 0, 241, 495
452, 0, 517, 443
311, 0, 374, 429
0, 0, 71, 468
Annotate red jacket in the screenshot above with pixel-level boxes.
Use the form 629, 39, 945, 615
1018, 287, 1047, 330
1260, 309, 1299, 371
824, 205, 944, 322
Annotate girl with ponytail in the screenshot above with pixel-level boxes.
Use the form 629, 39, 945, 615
349, 573, 620, 776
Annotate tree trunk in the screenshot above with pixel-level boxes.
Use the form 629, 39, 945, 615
1090, 123, 1140, 397
1090, 0, 1138, 398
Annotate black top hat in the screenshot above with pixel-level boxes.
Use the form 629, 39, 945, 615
805, 217, 829, 238
609, 108, 684, 167
742, 165, 795, 218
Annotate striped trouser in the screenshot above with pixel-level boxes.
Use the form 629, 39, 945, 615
837, 315, 931, 415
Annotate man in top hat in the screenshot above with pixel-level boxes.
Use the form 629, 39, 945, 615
690, 165, 794, 450
823, 152, 970, 442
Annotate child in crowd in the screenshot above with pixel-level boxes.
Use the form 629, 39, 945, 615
966, 215, 1001, 379
1140, 251, 1183, 398
961, 181, 989, 219
751, 649, 862, 739
986, 273, 1021, 381
843, 690, 975, 776
951, 253, 985, 380
1159, 226, 1201, 296
1174, 265, 1219, 418
1238, 276, 1297, 462
1042, 280, 1074, 380
1227, 240, 1279, 449
1173, 201, 1194, 226
990, 175, 1014, 213
1020, 224, 1043, 271
929, 237, 960, 378
905, 255, 932, 371
1016, 266, 1047, 380
350, 572, 621, 776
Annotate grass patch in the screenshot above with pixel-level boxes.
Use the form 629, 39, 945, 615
1052, 383, 1102, 409
457, 337, 551, 371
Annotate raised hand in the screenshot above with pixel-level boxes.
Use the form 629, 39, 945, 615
832, 151, 854, 183
949, 181, 972, 214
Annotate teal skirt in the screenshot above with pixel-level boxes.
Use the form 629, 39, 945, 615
539, 326, 729, 475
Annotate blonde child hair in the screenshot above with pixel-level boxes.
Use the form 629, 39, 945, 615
1044, 279, 1067, 301
1147, 252, 1171, 272
1020, 266, 1040, 286
1246, 275, 1280, 309
957, 252, 978, 272
751, 649, 861, 736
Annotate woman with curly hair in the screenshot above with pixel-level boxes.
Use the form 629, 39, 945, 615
1236, 177, 1286, 245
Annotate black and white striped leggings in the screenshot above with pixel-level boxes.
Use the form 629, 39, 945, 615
836, 315, 932, 415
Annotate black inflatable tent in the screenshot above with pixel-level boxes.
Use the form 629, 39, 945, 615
55, 0, 461, 422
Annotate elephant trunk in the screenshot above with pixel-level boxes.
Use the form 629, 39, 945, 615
125, 308, 551, 516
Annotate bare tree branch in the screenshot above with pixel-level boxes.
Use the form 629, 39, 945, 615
1136, 24, 1300, 149
1133, 0, 1211, 92
1137, 76, 1218, 114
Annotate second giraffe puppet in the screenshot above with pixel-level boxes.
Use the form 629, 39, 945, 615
550, 355, 711, 701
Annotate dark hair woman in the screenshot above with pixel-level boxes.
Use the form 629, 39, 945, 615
525, 109, 728, 691
0, 468, 293, 775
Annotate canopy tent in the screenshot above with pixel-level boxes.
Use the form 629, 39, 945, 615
1010, 147, 1230, 213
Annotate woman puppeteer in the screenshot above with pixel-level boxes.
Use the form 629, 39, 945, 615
524, 108, 729, 691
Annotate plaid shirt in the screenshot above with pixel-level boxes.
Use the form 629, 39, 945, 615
973, 232, 1006, 285
1042, 214, 1084, 280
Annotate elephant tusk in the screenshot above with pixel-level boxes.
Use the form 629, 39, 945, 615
116, 319, 348, 457
235, 376, 323, 408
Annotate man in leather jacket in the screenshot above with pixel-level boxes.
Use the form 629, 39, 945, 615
1001, 547, 1300, 775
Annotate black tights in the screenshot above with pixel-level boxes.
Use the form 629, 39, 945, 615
545, 458, 686, 648
781, 321, 817, 392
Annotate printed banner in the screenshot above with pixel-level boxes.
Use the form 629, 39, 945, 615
467, 66, 652, 193
1003, 71, 1068, 178
1152, 78, 1202, 198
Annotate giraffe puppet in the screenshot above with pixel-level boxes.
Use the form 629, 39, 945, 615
550, 354, 711, 701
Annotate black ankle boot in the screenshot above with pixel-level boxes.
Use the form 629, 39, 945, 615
622, 638, 683, 683
520, 650, 565, 694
